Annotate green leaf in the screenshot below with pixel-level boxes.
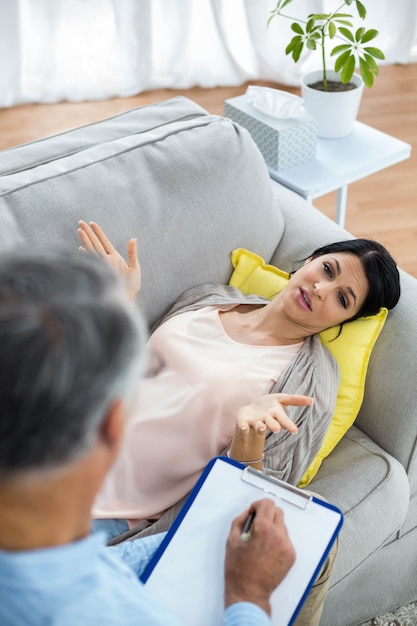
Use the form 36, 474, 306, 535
285, 35, 302, 55
355, 0, 367, 19
359, 57, 374, 87
309, 13, 331, 20
332, 13, 354, 17
273, 0, 294, 10
306, 38, 317, 51
291, 22, 304, 35
267, 0, 293, 25
292, 40, 304, 62
340, 54, 356, 83
334, 50, 352, 73
280, 0, 295, 8
329, 21, 337, 38
355, 27, 365, 42
364, 46, 385, 60
364, 53, 379, 75
334, 20, 353, 27
345, 0, 354, 5
360, 28, 379, 43
338, 27, 355, 42
330, 44, 352, 56
306, 17, 315, 33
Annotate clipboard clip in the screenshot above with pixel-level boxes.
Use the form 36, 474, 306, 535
241, 466, 312, 510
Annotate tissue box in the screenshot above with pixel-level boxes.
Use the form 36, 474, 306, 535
224, 94, 317, 171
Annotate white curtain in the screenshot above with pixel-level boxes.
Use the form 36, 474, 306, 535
1, 0, 416, 107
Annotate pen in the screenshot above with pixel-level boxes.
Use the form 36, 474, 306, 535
241, 509, 256, 541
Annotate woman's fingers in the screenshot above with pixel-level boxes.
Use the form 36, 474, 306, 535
77, 220, 106, 257
238, 421, 268, 436
77, 222, 96, 252
127, 237, 139, 269
275, 393, 313, 407
244, 410, 297, 434
77, 220, 119, 258
77, 220, 141, 301
237, 394, 313, 435
89, 221, 116, 255
264, 412, 298, 434
125, 238, 142, 299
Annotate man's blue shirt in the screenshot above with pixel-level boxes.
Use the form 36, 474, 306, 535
0, 531, 271, 625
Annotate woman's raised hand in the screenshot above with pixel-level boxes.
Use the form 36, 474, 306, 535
228, 393, 313, 469
237, 393, 312, 436
78, 220, 141, 301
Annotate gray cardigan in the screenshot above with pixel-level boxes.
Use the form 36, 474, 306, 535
109, 284, 339, 545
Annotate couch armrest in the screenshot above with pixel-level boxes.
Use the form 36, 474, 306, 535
309, 425, 410, 584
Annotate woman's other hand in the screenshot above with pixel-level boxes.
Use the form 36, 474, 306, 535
237, 393, 312, 436
78, 220, 141, 301
228, 393, 313, 469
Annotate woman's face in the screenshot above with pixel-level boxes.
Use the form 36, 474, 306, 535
282, 252, 368, 334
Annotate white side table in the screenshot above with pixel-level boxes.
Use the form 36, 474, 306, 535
267, 122, 411, 228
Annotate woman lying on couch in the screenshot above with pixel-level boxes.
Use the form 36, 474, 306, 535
77, 221, 400, 541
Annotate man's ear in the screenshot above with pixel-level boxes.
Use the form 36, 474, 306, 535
98, 399, 126, 456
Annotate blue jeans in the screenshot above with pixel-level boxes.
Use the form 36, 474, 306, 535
91, 518, 129, 542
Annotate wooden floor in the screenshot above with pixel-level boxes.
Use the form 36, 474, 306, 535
0, 63, 416, 276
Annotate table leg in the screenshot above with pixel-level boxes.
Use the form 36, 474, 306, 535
336, 186, 348, 228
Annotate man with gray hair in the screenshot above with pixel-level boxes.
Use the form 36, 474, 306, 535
0, 247, 304, 625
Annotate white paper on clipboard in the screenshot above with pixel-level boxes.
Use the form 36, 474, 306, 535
141, 456, 343, 626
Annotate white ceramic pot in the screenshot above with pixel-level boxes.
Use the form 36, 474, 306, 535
301, 70, 364, 139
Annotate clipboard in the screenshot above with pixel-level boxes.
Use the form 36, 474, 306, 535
141, 456, 343, 626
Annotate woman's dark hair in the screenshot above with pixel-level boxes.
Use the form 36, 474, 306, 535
309, 238, 401, 321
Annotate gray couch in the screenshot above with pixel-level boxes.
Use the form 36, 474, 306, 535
0, 96, 415, 626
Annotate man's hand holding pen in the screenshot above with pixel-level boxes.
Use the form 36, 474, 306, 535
224, 498, 296, 617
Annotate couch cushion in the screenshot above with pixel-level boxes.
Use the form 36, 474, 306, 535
0, 97, 285, 327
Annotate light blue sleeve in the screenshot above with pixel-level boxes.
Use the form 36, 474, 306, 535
224, 602, 272, 626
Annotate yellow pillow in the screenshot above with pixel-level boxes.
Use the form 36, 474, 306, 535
229, 248, 387, 487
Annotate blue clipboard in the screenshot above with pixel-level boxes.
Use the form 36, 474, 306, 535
141, 456, 343, 626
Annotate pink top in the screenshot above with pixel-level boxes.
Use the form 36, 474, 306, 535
93, 306, 303, 526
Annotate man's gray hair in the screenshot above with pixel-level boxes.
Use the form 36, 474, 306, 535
0, 248, 147, 476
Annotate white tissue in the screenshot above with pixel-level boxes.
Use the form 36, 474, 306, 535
246, 86, 308, 120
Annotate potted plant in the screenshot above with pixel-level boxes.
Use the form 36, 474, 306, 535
267, 0, 385, 138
